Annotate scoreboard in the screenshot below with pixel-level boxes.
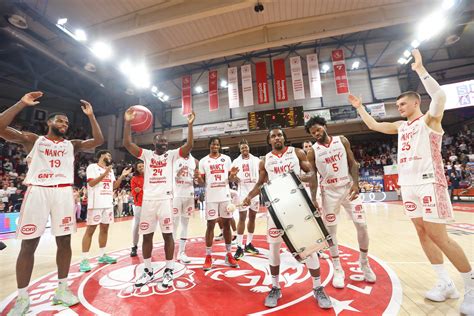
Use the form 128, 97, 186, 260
248, 106, 304, 131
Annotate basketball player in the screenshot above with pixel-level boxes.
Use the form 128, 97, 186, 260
79, 150, 132, 272
305, 116, 376, 289
0, 92, 104, 315
194, 137, 240, 270
231, 139, 260, 260
173, 143, 198, 264
242, 126, 332, 309
130, 161, 144, 257
123, 107, 195, 288
349, 49, 473, 314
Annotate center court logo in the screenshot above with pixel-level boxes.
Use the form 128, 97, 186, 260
0, 236, 402, 315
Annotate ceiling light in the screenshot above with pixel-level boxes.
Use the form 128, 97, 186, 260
220, 80, 228, 88
151, 86, 158, 93
442, 0, 455, 10
157, 91, 164, 97
398, 57, 408, 64
351, 61, 360, 70
57, 18, 68, 25
129, 64, 150, 89
416, 12, 446, 41
91, 42, 113, 60
119, 60, 132, 74
321, 64, 330, 73
163, 95, 169, 101
195, 86, 203, 93
403, 50, 411, 58
411, 40, 420, 48
74, 29, 87, 42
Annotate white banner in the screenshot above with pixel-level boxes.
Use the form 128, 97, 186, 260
290, 56, 305, 100
228, 67, 240, 108
366, 102, 386, 118
383, 164, 398, 175
241, 64, 254, 107
304, 109, 331, 123
442, 80, 474, 110
307, 54, 322, 98
182, 119, 248, 139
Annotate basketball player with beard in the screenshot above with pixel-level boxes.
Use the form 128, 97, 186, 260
242, 126, 332, 310
305, 116, 376, 289
123, 107, 195, 288
0, 92, 104, 315
79, 150, 132, 272
349, 49, 473, 314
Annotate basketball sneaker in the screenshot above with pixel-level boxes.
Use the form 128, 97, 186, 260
214, 233, 223, 241
203, 255, 212, 271
7, 296, 29, 316
79, 259, 92, 272
313, 286, 332, 309
360, 260, 376, 283
425, 280, 460, 302
231, 235, 238, 246
225, 252, 239, 268
178, 252, 191, 264
332, 268, 345, 289
234, 246, 244, 260
130, 246, 138, 257
265, 287, 282, 307
52, 287, 79, 307
460, 288, 474, 315
162, 268, 173, 288
135, 268, 154, 287
98, 254, 117, 264
245, 243, 260, 255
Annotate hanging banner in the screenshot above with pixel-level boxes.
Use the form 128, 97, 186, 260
366, 102, 386, 118
228, 67, 240, 109
306, 54, 322, 98
331, 49, 350, 94
208, 70, 219, 111
255, 61, 269, 104
241, 64, 254, 107
273, 58, 288, 102
290, 56, 305, 100
181, 75, 192, 115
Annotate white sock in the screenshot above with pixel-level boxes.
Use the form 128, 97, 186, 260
247, 233, 253, 245
144, 258, 152, 270
432, 264, 451, 283
237, 234, 244, 248
57, 278, 67, 291
18, 287, 28, 298
206, 247, 212, 256
271, 275, 280, 288
312, 276, 321, 288
460, 270, 474, 290
166, 260, 174, 270
179, 239, 186, 254
82, 252, 89, 261
225, 244, 231, 253
359, 251, 368, 262
99, 247, 106, 257
332, 257, 342, 269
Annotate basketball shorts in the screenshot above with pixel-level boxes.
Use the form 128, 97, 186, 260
205, 200, 233, 220
401, 183, 454, 223
17, 186, 76, 239
321, 183, 366, 226
238, 196, 259, 213
173, 197, 194, 218
87, 208, 114, 225
139, 199, 173, 234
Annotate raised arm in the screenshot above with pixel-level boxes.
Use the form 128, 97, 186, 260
180, 112, 195, 157
349, 94, 402, 135
341, 136, 360, 201
242, 159, 268, 205
122, 107, 142, 158
72, 100, 104, 152
113, 167, 132, 190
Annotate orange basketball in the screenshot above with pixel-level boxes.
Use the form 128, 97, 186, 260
130, 105, 153, 132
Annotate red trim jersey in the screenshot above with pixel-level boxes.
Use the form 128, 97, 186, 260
313, 136, 350, 188
199, 154, 232, 202
86, 163, 116, 209
264, 146, 300, 181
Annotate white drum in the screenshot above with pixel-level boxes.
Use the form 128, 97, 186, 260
262, 171, 332, 262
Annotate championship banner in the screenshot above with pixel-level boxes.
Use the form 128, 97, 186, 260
181, 75, 192, 115
228, 67, 240, 109
208, 70, 219, 111
241, 64, 254, 106
273, 58, 288, 102
290, 56, 305, 100
306, 54, 322, 98
366, 102, 386, 118
331, 49, 349, 94
255, 61, 269, 104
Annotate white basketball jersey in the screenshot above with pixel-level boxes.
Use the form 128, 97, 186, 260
232, 154, 260, 197
86, 163, 116, 209
139, 148, 180, 200
174, 154, 196, 198
24, 136, 74, 186
265, 146, 300, 181
313, 136, 350, 187
199, 154, 232, 203
397, 115, 447, 186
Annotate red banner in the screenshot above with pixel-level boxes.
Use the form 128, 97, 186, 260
255, 61, 269, 104
331, 49, 349, 94
273, 59, 288, 102
208, 70, 218, 111
181, 75, 192, 115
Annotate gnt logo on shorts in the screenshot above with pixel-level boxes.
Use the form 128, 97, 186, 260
404, 202, 417, 211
